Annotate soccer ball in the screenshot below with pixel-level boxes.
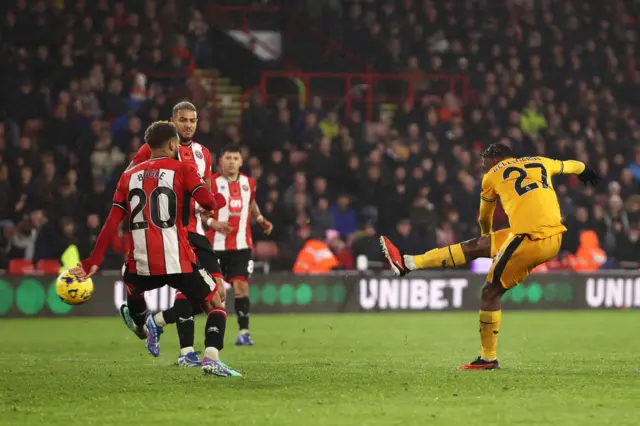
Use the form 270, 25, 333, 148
55, 270, 94, 305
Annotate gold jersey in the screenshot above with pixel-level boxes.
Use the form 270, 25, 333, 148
480, 156, 584, 240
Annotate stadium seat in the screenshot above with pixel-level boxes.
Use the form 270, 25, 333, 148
8, 260, 36, 275
37, 259, 62, 275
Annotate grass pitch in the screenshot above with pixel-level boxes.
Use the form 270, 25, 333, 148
1, 311, 639, 426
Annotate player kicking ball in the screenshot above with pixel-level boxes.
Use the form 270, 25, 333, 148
72, 121, 240, 377
380, 143, 599, 370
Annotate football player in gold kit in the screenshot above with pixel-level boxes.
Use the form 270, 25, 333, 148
380, 143, 599, 370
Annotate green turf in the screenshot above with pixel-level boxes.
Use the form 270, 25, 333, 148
1, 312, 639, 426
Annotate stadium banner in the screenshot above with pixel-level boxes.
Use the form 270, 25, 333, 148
1, 272, 639, 317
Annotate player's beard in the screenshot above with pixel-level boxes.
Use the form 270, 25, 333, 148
178, 133, 193, 144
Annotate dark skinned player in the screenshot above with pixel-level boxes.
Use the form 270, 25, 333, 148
380, 143, 599, 370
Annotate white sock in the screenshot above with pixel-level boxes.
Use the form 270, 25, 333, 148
204, 347, 220, 361
154, 312, 167, 327
180, 346, 195, 356
403, 255, 417, 271
239, 329, 250, 336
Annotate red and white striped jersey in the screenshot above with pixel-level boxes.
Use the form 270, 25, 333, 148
210, 172, 256, 251
132, 142, 213, 237
114, 156, 206, 275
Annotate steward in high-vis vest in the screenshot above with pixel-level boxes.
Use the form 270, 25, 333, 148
293, 227, 339, 274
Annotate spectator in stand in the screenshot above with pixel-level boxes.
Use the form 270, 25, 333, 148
614, 227, 640, 268
326, 230, 353, 270
310, 197, 334, 239
3, 0, 640, 271
387, 219, 423, 255
187, 10, 214, 68
7, 210, 47, 261
351, 222, 384, 265
330, 195, 358, 240
298, 112, 323, 149
319, 111, 340, 140
0, 164, 12, 221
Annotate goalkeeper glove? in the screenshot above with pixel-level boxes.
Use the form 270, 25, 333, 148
577, 166, 600, 187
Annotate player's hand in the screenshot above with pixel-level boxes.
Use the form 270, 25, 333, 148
200, 209, 214, 220
211, 220, 232, 234
257, 216, 273, 235
71, 260, 99, 280
213, 193, 226, 209
578, 166, 600, 187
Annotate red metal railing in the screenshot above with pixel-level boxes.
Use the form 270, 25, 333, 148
205, 6, 470, 123
205, 4, 371, 72
253, 71, 471, 122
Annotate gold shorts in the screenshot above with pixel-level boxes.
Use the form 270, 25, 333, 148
488, 230, 562, 289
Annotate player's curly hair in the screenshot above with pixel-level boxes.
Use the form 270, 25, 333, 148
144, 121, 178, 149
480, 143, 513, 159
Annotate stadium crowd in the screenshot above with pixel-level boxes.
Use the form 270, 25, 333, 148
1, 0, 639, 271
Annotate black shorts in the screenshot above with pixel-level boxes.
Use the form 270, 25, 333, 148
188, 232, 222, 278
123, 263, 217, 305
215, 249, 253, 282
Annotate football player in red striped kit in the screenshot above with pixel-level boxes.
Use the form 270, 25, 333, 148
206, 144, 273, 345
72, 121, 240, 376
120, 102, 232, 367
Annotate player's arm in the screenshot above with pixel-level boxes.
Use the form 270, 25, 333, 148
203, 148, 213, 190
478, 174, 497, 236
200, 175, 230, 232
542, 157, 599, 186
200, 156, 233, 234
182, 163, 226, 211
249, 178, 273, 235
127, 143, 152, 171
71, 179, 128, 278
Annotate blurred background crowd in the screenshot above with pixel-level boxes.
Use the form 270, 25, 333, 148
1, 0, 639, 272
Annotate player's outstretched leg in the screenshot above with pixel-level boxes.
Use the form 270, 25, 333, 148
233, 279, 254, 346
458, 280, 504, 370
380, 234, 492, 276
381, 230, 510, 370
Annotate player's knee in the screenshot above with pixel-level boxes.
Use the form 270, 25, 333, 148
233, 280, 249, 297
200, 293, 225, 314
461, 235, 491, 261
208, 291, 225, 309
201, 300, 214, 315
480, 281, 504, 309
216, 278, 226, 302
